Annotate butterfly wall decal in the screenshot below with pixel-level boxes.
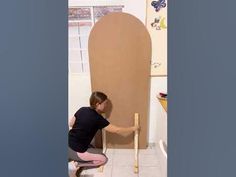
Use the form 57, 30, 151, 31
151, 0, 167, 12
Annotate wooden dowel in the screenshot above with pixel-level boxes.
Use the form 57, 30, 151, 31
98, 129, 106, 172
102, 128, 107, 152
134, 113, 139, 173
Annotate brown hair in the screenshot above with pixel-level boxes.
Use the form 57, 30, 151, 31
90, 91, 108, 109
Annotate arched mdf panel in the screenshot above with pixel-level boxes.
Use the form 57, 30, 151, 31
89, 12, 151, 149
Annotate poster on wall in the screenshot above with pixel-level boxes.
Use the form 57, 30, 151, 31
146, 0, 167, 76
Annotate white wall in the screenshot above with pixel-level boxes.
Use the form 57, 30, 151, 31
68, 0, 167, 144
68, 73, 91, 119
148, 77, 167, 143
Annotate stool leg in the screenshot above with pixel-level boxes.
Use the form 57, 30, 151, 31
134, 113, 139, 173
98, 129, 106, 172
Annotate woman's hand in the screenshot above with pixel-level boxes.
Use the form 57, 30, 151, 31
132, 125, 140, 132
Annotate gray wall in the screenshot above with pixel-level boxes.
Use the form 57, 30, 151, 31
169, 0, 236, 177
0, 1, 68, 177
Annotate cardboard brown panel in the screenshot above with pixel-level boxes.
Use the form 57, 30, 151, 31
89, 12, 151, 149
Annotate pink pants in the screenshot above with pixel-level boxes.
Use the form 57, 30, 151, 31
68, 147, 108, 167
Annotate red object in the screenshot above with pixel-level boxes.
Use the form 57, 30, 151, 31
159, 92, 167, 98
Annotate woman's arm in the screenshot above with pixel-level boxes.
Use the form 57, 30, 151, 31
104, 124, 139, 134
69, 116, 76, 130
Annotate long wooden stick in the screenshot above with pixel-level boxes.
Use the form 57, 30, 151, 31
98, 129, 106, 172
134, 113, 139, 173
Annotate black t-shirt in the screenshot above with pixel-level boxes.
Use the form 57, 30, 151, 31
68, 107, 110, 153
